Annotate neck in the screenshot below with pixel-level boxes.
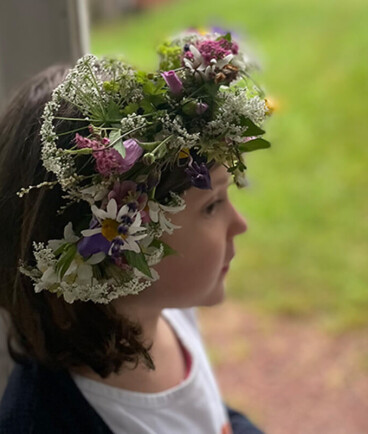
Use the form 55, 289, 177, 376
115, 297, 163, 348
72, 299, 187, 392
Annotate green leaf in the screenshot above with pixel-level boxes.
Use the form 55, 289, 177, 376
109, 129, 125, 158
216, 32, 232, 42
124, 250, 152, 278
143, 77, 166, 97
239, 116, 265, 136
103, 81, 120, 93
105, 100, 122, 121
53, 242, 69, 257
149, 239, 177, 257
204, 82, 220, 98
227, 166, 237, 173
238, 138, 271, 153
135, 70, 147, 85
122, 102, 139, 115
140, 99, 155, 114
56, 243, 77, 280
114, 140, 126, 158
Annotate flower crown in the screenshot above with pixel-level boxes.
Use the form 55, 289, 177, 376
19, 29, 273, 304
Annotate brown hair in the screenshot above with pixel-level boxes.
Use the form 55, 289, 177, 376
0, 65, 201, 377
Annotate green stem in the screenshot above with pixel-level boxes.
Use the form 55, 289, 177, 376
54, 116, 96, 122
186, 84, 206, 99
105, 124, 148, 149
85, 62, 106, 117
58, 126, 89, 136
151, 135, 173, 158
241, 71, 265, 98
64, 148, 93, 155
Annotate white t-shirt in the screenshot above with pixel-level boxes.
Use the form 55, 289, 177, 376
72, 308, 232, 434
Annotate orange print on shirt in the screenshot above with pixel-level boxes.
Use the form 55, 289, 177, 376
221, 422, 233, 434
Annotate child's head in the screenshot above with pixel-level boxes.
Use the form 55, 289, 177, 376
0, 30, 270, 376
0, 65, 215, 376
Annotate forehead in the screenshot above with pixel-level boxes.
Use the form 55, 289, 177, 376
210, 165, 231, 187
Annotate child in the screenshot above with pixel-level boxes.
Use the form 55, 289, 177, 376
0, 30, 271, 433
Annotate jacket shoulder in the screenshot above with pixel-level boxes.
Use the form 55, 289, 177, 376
0, 361, 112, 434
0, 362, 40, 433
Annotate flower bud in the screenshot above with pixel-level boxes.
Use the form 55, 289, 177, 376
142, 153, 156, 165
161, 70, 183, 95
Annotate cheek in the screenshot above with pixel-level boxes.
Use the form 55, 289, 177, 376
158, 229, 224, 285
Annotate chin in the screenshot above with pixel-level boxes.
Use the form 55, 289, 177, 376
201, 283, 226, 307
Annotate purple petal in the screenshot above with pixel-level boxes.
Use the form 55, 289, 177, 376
185, 161, 212, 190
121, 139, 143, 171
161, 71, 183, 95
78, 233, 110, 257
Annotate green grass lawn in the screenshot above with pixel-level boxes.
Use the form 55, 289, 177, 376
91, 0, 368, 332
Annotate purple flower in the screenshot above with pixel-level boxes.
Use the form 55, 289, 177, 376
161, 70, 183, 95
106, 179, 148, 211
78, 233, 110, 257
185, 161, 212, 190
120, 138, 144, 171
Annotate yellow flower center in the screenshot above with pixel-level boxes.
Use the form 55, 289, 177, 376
101, 219, 119, 242
179, 147, 190, 159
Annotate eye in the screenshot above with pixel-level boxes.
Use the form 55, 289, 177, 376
204, 199, 224, 216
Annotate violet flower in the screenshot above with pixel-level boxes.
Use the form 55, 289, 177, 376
78, 233, 110, 257
120, 138, 143, 171
185, 161, 212, 190
161, 70, 183, 95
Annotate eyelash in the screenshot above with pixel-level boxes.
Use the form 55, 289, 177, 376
205, 199, 225, 215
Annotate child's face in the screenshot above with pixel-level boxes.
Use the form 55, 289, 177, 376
148, 164, 247, 308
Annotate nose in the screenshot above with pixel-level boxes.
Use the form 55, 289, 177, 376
228, 203, 247, 237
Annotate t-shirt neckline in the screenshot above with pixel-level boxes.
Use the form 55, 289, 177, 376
72, 310, 197, 409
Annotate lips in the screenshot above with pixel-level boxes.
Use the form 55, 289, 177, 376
221, 264, 230, 273
222, 247, 235, 273
221, 249, 235, 273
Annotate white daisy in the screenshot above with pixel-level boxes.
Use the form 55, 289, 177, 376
81, 198, 147, 254
183, 45, 234, 81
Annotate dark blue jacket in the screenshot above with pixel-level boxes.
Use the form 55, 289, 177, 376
0, 361, 264, 434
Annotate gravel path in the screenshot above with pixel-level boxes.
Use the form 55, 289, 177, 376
199, 301, 368, 434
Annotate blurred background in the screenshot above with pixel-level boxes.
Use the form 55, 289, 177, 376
1, 0, 367, 432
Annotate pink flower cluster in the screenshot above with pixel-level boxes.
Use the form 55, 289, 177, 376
75, 133, 109, 150
183, 37, 239, 65
94, 148, 128, 177
197, 39, 239, 63
74, 134, 143, 177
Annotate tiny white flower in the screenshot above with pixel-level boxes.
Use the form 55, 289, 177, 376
233, 168, 248, 188
48, 222, 79, 252
148, 200, 185, 235
80, 184, 109, 203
